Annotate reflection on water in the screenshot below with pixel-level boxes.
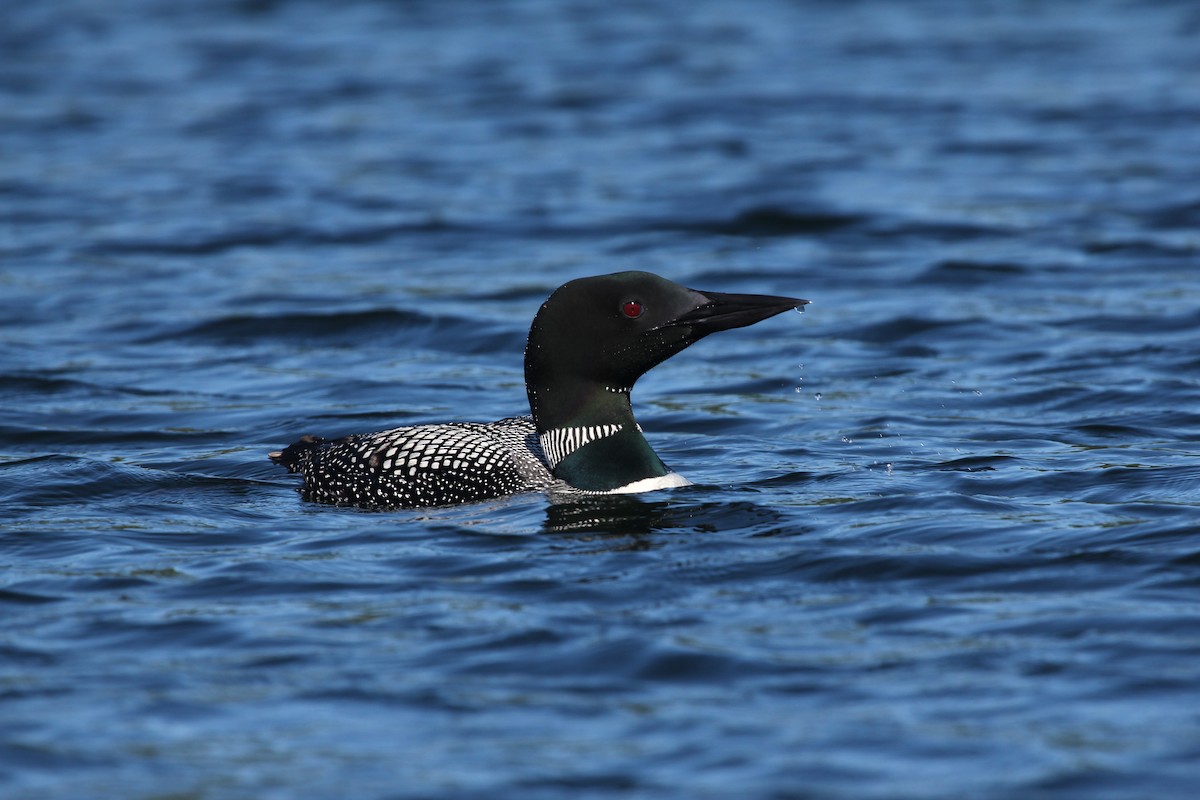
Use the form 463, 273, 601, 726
542, 493, 795, 537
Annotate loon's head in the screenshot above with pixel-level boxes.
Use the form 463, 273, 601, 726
524, 271, 808, 438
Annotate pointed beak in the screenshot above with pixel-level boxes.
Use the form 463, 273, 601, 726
664, 288, 809, 335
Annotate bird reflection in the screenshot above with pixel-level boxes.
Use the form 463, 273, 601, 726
541, 489, 799, 541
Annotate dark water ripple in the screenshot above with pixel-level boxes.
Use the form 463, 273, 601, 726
4, 0, 1200, 798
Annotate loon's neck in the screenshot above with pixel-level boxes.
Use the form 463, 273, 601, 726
528, 380, 675, 492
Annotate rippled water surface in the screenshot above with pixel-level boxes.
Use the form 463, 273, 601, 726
3, 1, 1200, 798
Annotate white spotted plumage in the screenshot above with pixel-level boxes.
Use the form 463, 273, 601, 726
272, 416, 682, 509
272, 416, 554, 509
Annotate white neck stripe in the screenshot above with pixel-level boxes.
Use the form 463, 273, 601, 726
539, 423, 624, 468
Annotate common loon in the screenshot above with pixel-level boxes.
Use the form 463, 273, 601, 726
270, 271, 807, 509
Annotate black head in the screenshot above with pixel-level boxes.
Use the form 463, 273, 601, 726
525, 271, 807, 431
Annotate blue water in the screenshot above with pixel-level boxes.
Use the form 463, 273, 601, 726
3, 1, 1199, 797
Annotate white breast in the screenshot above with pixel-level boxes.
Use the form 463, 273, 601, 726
604, 472, 692, 494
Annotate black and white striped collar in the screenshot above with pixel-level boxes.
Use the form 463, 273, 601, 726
538, 423, 625, 469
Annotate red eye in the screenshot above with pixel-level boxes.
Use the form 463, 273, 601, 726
621, 300, 644, 319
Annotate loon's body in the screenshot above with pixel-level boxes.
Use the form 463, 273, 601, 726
270, 271, 807, 510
